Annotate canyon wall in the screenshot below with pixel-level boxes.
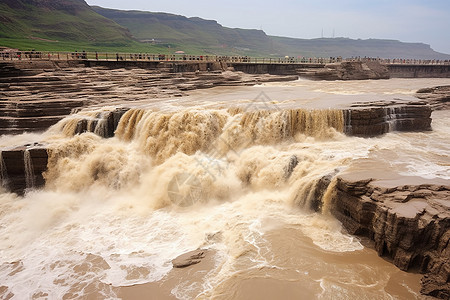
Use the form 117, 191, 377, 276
331, 175, 449, 299
344, 101, 432, 136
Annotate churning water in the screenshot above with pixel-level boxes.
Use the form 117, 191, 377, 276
0, 78, 449, 299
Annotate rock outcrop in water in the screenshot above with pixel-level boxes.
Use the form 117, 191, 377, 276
64, 108, 130, 138
344, 100, 432, 136
415, 85, 450, 110
172, 249, 207, 268
0, 146, 47, 194
331, 175, 450, 299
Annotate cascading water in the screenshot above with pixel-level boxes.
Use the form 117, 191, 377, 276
0, 151, 8, 189
114, 108, 344, 164
2, 78, 448, 299
24, 149, 35, 189
52, 107, 123, 138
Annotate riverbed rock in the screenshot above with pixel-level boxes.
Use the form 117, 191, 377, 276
0, 146, 48, 194
344, 100, 432, 136
415, 85, 450, 110
331, 175, 450, 298
172, 249, 207, 268
284, 155, 299, 179
0, 61, 297, 135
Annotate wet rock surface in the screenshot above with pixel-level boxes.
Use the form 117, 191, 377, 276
0, 61, 297, 135
0, 146, 48, 195
331, 176, 450, 299
415, 85, 450, 110
344, 100, 432, 136
172, 249, 207, 268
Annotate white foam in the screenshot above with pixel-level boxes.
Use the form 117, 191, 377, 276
2, 85, 447, 298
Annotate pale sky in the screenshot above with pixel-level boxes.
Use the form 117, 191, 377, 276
86, 0, 450, 54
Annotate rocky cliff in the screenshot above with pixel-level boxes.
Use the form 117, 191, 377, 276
331, 175, 449, 299
0, 61, 296, 135
344, 100, 432, 136
416, 85, 450, 110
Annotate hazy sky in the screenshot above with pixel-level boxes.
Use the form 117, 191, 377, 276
86, 0, 450, 54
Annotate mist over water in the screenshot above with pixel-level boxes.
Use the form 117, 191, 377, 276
1, 79, 449, 299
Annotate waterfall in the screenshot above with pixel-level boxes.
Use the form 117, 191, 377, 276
385, 107, 397, 132
114, 108, 345, 164
24, 149, 35, 189
0, 151, 8, 189
343, 109, 352, 134
93, 113, 108, 138
52, 109, 123, 138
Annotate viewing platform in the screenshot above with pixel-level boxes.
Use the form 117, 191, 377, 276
2, 51, 449, 80
1, 50, 450, 65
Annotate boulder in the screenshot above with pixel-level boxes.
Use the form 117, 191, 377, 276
172, 249, 207, 268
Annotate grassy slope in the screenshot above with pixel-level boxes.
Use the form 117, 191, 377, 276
94, 6, 450, 59
1, 1, 449, 58
0, 0, 169, 52
91, 7, 274, 56
272, 37, 450, 60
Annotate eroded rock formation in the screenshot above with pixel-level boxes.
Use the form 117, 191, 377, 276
0, 61, 297, 135
298, 61, 390, 80
344, 100, 432, 136
331, 175, 450, 299
0, 146, 47, 195
416, 85, 450, 110
172, 249, 208, 268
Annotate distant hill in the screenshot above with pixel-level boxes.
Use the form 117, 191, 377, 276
91, 6, 273, 56
1, 1, 449, 59
271, 37, 450, 60
94, 6, 450, 59
0, 0, 137, 50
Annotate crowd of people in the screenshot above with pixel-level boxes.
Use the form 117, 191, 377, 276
1, 50, 449, 65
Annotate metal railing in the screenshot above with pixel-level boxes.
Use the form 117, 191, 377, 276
1, 51, 449, 65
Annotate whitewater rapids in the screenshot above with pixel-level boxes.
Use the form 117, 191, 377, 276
1, 78, 449, 299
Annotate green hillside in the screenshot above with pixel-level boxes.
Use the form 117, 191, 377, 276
91, 6, 274, 56
1, 1, 449, 59
271, 37, 450, 60
94, 6, 450, 59
0, 0, 166, 52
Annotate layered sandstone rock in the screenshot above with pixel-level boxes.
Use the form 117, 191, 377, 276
68, 108, 129, 138
172, 249, 207, 268
331, 175, 450, 299
0, 61, 297, 135
344, 100, 432, 136
0, 146, 48, 195
416, 85, 450, 110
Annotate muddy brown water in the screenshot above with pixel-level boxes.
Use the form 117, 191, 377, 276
0, 78, 448, 299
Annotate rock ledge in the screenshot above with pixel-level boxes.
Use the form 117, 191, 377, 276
331, 176, 450, 299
